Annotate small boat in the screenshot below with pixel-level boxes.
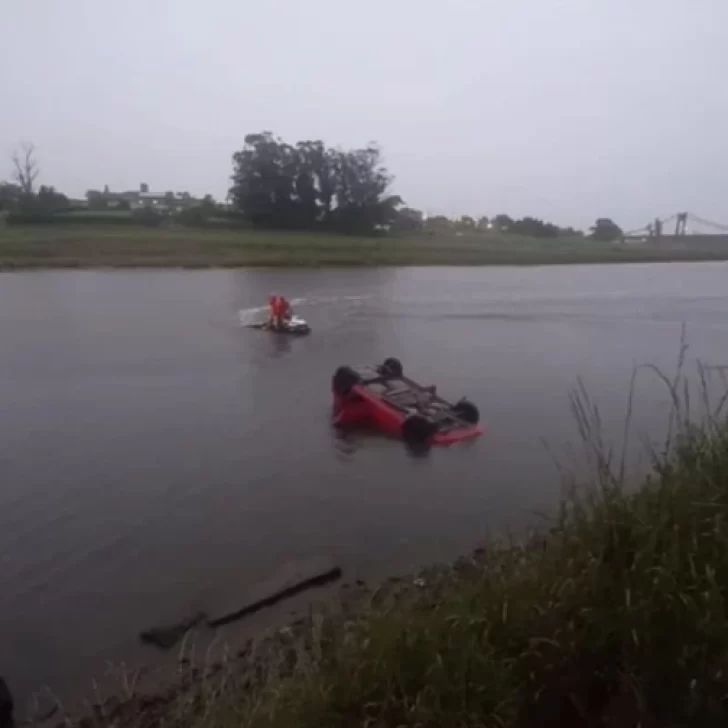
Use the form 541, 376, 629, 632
247, 315, 311, 335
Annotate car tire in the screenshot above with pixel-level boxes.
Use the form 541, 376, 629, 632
401, 414, 436, 447
453, 398, 479, 424
333, 366, 361, 396
381, 357, 403, 378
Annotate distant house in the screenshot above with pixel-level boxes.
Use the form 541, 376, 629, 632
85, 183, 207, 212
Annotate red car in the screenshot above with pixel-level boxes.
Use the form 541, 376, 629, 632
332, 357, 483, 448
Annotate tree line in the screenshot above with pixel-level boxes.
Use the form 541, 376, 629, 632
402, 213, 622, 243
395, 211, 584, 238
1, 138, 625, 242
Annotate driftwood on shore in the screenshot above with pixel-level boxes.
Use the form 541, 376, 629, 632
207, 565, 343, 628
138, 562, 343, 650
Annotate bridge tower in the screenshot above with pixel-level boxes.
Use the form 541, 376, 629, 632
675, 212, 688, 236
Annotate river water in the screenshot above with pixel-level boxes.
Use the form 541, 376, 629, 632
1, 263, 728, 707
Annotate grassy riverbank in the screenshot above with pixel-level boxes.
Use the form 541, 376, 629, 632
67, 386, 728, 727
3, 225, 728, 268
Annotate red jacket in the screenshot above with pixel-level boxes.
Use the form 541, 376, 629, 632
271, 296, 289, 317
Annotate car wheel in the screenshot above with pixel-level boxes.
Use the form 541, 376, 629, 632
333, 366, 361, 396
453, 398, 479, 424
401, 414, 435, 448
381, 357, 403, 378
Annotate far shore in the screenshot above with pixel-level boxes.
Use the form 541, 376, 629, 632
2, 225, 728, 269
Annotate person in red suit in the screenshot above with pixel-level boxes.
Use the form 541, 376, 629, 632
267, 294, 292, 330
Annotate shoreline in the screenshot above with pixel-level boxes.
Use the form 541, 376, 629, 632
3, 226, 728, 269
3, 253, 728, 272
24, 550, 489, 728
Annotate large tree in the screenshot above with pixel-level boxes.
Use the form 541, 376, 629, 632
590, 217, 622, 242
229, 132, 298, 227
229, 133, 401, 234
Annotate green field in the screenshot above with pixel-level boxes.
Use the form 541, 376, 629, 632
2, 224, 728, 268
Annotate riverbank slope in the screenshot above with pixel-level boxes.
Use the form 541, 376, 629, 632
51, 410, 728, 727
3, 225, 728, 268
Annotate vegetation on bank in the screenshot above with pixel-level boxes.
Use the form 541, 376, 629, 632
61, 363, 728, 728
1, 137, 627, 244
2, 225, 728, 269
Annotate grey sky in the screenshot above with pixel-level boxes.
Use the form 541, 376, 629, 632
2, 0, 726, 229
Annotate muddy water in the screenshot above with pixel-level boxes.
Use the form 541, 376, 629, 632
1, 263, 728, 708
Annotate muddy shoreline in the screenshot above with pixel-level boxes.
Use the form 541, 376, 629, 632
12, 559, 345, 725
21, 550, 481, 728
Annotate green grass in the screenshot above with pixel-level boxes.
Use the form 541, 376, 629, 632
2, 224, 728, 268
74, 356, 728, 728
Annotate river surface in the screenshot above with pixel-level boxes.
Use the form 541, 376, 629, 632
1, 263, 728, 708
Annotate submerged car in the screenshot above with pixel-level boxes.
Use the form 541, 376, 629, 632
332, 357, 482, 448
248, 315, 311, 335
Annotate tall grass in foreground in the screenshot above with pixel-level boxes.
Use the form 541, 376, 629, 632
69, 340, 728, 728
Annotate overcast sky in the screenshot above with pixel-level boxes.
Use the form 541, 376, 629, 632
2, 0, 726, 229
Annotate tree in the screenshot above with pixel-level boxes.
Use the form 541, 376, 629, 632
590, 218, 622, 242
323, 143, 399, 233
12, 143, 39, 196
492, 213, 514, 232
0, 182, 22, 211
36, 185, 68, 212
177, 194, 219, 227
510, 216, 559, 238
230, 132, 311, 228
391, 207, 424, 232
201, 194, 217, 213
477, 216, 490, 232
424, 215, 452, 233
295, 139, 331, 227
454, 215, 476, 232
229, 132, 400, 234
